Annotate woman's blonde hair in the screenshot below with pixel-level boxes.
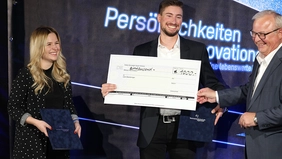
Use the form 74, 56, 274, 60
27, 26, 70, 94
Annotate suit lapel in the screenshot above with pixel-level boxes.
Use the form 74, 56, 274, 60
149, 39, 158, 57
246, 60, 259, 107
179, 37, 190, 59
248, 48, 282, 110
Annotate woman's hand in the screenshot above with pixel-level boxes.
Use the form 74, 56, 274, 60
26, 116, 52, 137
74, 121, 81, 138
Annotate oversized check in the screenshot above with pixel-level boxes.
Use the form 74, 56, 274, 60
104, 54, 201, 110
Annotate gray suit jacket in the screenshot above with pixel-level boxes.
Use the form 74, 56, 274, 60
218, 47, 282, 159
133, 36, 224, 148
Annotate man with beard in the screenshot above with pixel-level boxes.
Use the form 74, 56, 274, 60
101, 0, 225, 158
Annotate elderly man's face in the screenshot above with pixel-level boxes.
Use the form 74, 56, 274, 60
251, 14, 282, 56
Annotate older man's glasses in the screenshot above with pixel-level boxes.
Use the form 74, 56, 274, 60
250, 28, 280, 39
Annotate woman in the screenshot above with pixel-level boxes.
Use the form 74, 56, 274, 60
7, 26, 81, 159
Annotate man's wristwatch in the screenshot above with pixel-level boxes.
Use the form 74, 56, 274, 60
254, 116, 258, 125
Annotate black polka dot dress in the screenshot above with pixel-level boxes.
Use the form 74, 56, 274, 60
7, 67, 78, 159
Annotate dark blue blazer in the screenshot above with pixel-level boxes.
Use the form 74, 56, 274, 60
218, 46, 282, 159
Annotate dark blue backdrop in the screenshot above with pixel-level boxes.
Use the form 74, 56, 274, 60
3, 0, 282, 159
0, 0, 9, 158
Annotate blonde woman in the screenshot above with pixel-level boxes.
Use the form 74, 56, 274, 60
8, 26, 81, 159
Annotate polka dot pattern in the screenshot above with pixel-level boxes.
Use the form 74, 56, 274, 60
7, 67, 77, 159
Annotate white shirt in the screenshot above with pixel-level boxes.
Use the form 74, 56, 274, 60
252, 43, 281, 96
158, 35, 181, 116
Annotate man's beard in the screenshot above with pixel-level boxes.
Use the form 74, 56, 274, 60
162, 27, 179, 37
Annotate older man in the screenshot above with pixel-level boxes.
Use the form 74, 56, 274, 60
197, 10, 282, 159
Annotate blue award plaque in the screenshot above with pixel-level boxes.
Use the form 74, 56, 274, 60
40, 109, 83, 150
177, 104, 216, 142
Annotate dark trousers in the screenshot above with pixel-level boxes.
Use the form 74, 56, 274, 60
46, 139, 69, 159
140, 115, 196, 159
